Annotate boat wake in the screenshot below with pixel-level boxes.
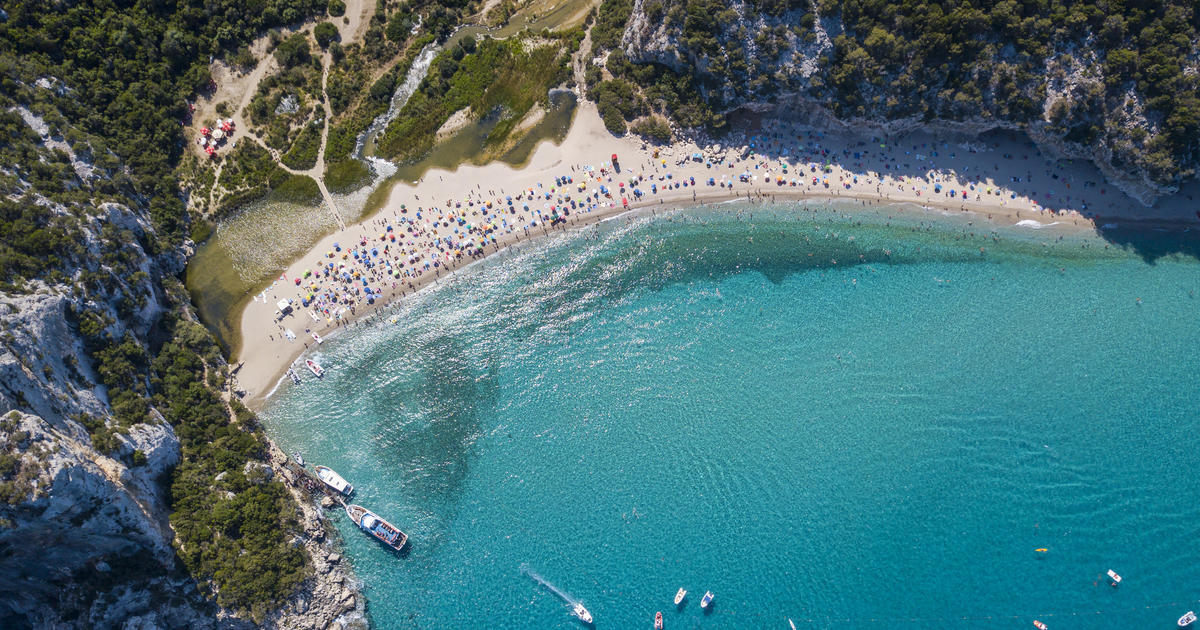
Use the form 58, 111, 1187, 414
520, 563, 580, 607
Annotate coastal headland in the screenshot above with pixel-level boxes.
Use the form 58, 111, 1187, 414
234, 100, 1200, 407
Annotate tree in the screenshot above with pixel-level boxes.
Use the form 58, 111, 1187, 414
273, 33, 311, 68
601, 105, 627, 135
314, 22, 339, 48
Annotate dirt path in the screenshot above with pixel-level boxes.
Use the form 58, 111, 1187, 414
191, 34, 282, 161
197, 0, 376, 224
339, 0, 375, 43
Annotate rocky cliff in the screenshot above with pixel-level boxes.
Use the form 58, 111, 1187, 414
0, 102, 360, 630
605, 0, 1200, 205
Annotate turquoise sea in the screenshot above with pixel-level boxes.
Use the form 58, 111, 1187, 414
262, 202, 1200, 629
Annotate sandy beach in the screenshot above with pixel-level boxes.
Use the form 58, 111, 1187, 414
233, 100, 1199, 407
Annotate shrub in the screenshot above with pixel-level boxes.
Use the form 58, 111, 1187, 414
314, 22, 339, 48
631, 116, 672, 142
325, 159, 372, 193
269, 175, 322, 204
601, 105, 627, 135
273, 33, 312, 68
281, 124, 321, 170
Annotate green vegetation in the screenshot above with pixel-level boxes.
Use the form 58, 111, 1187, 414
325, 33, 435, 165
274, 32, 314, 68
248, 34, 324, 155
154, 319, 308, 620
281, 123, 322, 171
0, 0, 345, 622
270, 174, 323, 204
377, 33, 578, 162
588, 44, 723, 134
0, 0, 329, 244
412, 0, 480, 43
0, 413, 39, 505
590, 0, 633, 53
325, 159, 373, 193
631, 116, 673, 143
590, 0, 1200, 183
314, 22, 340, 49
214, 143, 292, 217
0, 198, 84, 289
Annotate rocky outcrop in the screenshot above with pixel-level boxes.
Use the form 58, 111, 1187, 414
0, 288, 363, 628
0, 290, 106, 433
259, 442, 366, 630
0, 411, 219, 628
0, 105, 360, 630
615, 0, 1190, 206
732, 91, 1172, 207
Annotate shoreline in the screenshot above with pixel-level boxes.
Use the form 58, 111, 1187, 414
232, 101, 1199, 409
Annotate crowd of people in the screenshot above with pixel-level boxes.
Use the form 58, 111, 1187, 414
260, 120, 1102, 346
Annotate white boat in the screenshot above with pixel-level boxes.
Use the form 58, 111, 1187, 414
287, 368, 301, 384
572, 602, 592, 624
700, 591, 713, 610
789, 620, 797, 630
306, 359, 324, 377
311, 331, 323, 344
292, 451, 304, 467
345, 503, 407, 551
1106, 569, 1122, 585
673, 588, 686, 606
314, 465, 353, 495
1180, 611, 1197, 627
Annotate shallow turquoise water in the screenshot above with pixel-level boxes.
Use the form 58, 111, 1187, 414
262, 203, 1200, 629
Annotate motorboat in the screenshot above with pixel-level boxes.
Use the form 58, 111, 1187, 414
571, 602, 592, 624
1106, 569, 1122, 585
654, 611, 663, 629
789, 620, 797, 630
1033, 621, 1047, 630
345, 504, 407, 551
306, 359, 324, 377
314, 465, 353, 496
700, 591, 713, 610
287, 368, 301, 384
673, 588, 686, 606
1180, 611, 1197, 627
292, 451, 304, 467
311, 331, 323, 344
